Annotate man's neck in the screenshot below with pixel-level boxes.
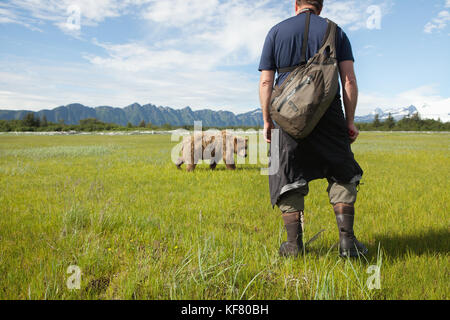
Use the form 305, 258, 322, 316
296, 6, 317, 15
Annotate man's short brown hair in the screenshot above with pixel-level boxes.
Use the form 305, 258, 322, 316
296, 0, 324, 11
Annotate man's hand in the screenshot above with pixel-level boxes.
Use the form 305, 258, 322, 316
347, 122, 359, 144
264, 120, 275, 143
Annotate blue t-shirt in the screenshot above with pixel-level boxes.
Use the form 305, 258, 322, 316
258, 11, 354, 87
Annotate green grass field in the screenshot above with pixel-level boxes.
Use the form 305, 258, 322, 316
0, 132, 448, 300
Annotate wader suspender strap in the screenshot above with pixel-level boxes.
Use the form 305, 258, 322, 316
277, 10, 311, 74
299, 10, 311, 65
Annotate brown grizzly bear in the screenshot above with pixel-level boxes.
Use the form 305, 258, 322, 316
175, 130, 248, 171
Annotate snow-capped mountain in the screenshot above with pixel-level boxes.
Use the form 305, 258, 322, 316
355, 105, 418, 123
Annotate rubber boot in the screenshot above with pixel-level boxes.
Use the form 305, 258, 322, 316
279, 211, 303, 257
334, 203, 368, 258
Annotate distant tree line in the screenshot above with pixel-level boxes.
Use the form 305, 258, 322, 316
356, 113, 450, 131
0, 112, 448, 132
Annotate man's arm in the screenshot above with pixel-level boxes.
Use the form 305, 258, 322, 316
339, 60, 359, 143
259, 70, 275, 142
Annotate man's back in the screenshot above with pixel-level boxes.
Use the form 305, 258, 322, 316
258, 12, 354, 87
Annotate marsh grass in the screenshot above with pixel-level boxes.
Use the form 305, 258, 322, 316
0, 132, 448, 300
0, 145, 117, 160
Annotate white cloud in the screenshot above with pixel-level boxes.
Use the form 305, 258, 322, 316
139, 0, 287, 66
0, 7, 18, 24
424, 10, 450, 34
322, 0, 393, 31
424, 1, 450, 34
142, 0, 218, 27
86, 40, 220, 72
0, 0, 152, 34
0, 6, 42, 31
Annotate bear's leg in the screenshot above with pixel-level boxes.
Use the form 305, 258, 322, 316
210, 161, 217, 170
186, 164, 196, 172
226, 164, 236, 170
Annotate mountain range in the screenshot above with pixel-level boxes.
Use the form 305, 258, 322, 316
0, 103, 421, 127
354, 105, 419, 123
0, 103, 264, 127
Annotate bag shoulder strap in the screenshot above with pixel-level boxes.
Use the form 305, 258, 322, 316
318, 19, 337, 59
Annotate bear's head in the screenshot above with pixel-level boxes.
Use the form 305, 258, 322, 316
234, 136, 249, 158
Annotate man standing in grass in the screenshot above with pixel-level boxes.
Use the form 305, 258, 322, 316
258, 0, 368, 258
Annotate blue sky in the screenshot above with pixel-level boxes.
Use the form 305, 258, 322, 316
0, 0, 449, 120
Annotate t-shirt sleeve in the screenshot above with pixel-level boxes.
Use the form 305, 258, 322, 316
336, 27, 355, 63
258, 30, 276, 71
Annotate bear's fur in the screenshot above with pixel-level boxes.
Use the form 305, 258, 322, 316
176, 130, 248, 172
